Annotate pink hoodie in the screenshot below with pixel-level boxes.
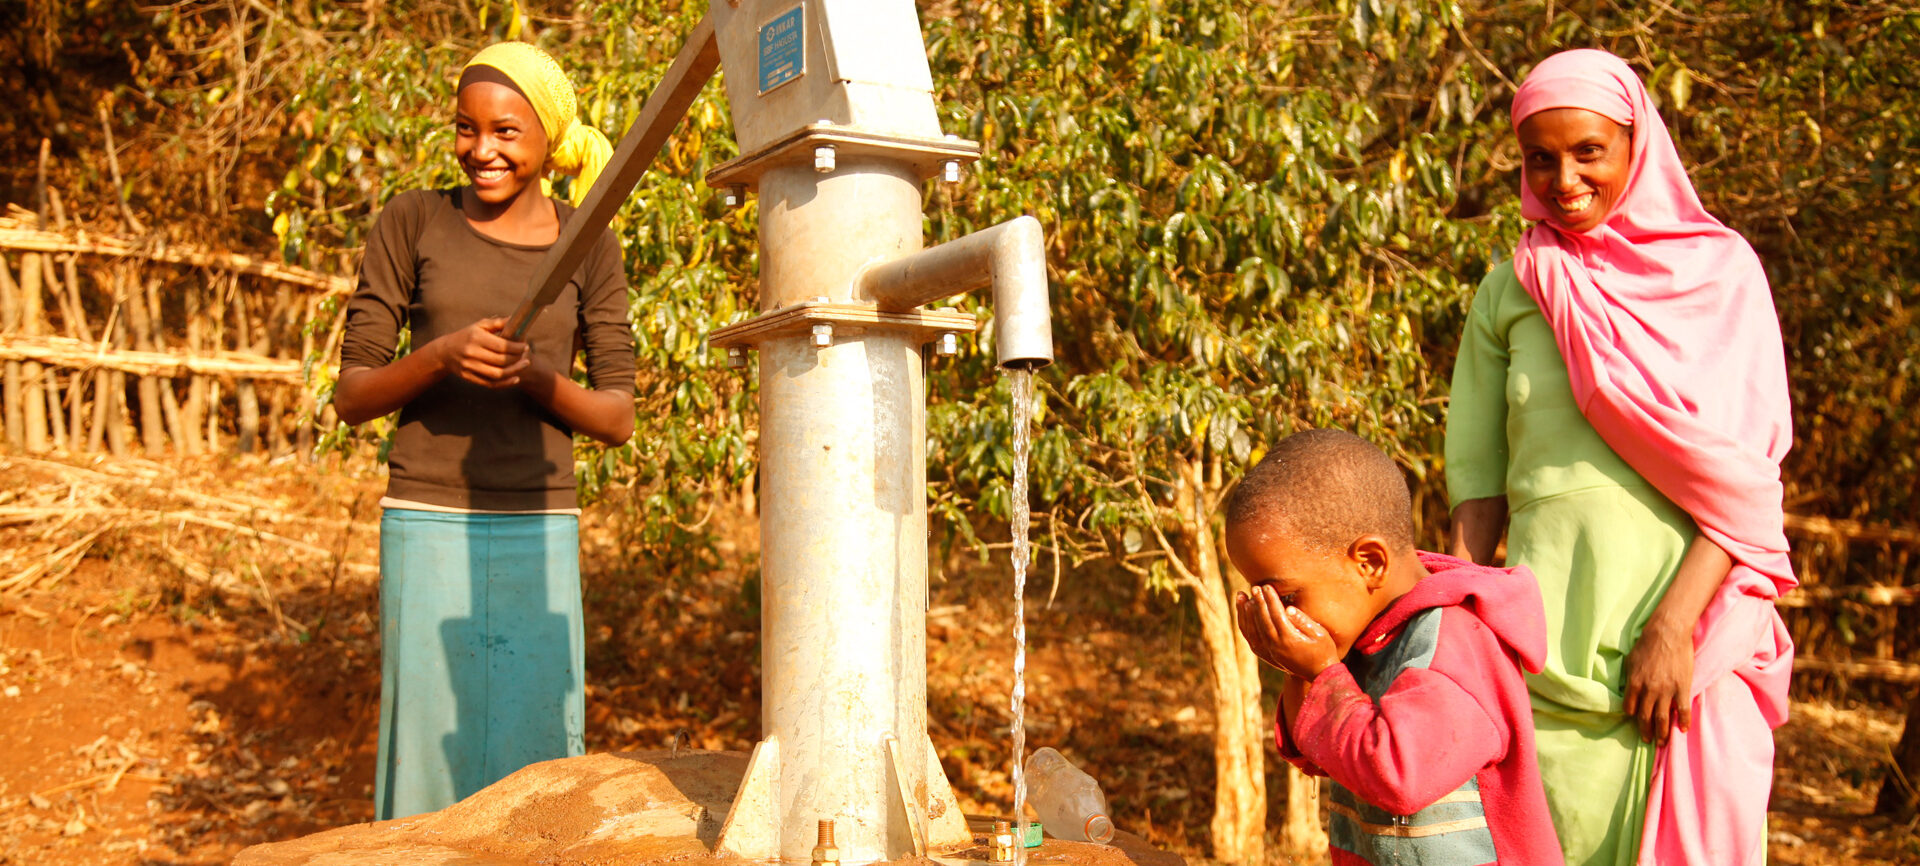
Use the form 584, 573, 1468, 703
1277, 552, 1562, 866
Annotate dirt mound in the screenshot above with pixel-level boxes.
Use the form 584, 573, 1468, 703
234, 751, 740, 866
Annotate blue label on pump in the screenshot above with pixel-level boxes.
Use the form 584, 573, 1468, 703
758, 4, 805, 94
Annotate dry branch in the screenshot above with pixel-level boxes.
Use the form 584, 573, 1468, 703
2, 455, 308, 521
0, 335, 301, 383
1794, 656, 1920, 684
1786, 513, 1920, 547
0, 523, 112, 592
1775, 584, 1918, 608
0, 454, 379, 608
0, 506, 376, 575
0, 209, 350, 295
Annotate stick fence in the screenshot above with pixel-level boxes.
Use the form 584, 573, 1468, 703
1781, 513, 1920, 689
0, 203, 347, 459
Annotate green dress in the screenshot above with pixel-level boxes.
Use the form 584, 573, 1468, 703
1445, 262, 1693, 866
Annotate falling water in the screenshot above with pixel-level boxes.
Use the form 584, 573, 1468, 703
1007, 368, 1034, 866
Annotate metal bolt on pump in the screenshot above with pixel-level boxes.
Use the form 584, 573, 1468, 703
727, 346, 748, 369
812, 819, 840, 866
814, 145, 836, 173
810, 323, 834, 348
935, 332, 959, 356
725, 185, 746, 207
989, 821, 1015, 863
942, 160, 961, 183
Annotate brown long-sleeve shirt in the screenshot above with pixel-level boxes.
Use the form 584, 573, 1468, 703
338, 189, 635, 511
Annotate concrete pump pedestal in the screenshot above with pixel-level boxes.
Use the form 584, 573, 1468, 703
231, 750, 1185, 866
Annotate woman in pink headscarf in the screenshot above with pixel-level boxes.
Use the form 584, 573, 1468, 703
1444, 49, 1795, 865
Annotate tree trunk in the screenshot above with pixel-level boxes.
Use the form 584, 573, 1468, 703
21, 252, 48, 453
122, 271, 166, 454
1875, 686, 1920, 820
1281, 763, 1326, 857
2, 253, 22, 449
43, 367, 66, 449
1160, 455, 1328, 863
66, 370, 87, 451
147, 276, 198, 455
265, 383, 288, 456
160, 377, 190, 455
1191, 561, 1265, 864
104, 369, 129, 456
232, 282, 259, 453
3, 361, 20, 449
108, 294, 133, 456
182, 284, 207, 455
51, 248, 91, 341
265, 286, 292, 456
295, 295, 318, 456
37, 254, 87, 451
88, 369, 110, 452
1163, 458, 1267, 864
205, 379, 222, 453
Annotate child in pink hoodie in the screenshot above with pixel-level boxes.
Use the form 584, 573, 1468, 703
1228, 430, 1562, 866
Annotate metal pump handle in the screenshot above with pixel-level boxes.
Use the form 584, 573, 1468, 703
503, 17, 722, 341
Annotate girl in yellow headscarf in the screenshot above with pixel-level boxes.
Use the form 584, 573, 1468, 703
333, 41, 632, 820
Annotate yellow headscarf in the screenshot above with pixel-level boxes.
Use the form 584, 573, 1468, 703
461, 42, 613, 206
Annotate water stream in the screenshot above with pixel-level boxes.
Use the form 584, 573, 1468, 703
1007, 368, 1034, 866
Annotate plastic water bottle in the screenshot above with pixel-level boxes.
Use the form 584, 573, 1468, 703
1024, 747, 1116, 844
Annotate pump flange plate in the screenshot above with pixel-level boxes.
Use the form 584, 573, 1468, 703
708, 299, 977, 351
705, 124, 981, 191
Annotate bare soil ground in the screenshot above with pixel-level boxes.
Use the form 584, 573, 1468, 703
0, 454, 1914, 864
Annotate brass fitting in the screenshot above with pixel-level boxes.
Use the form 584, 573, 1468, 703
989, 820, 1015, 863
812, 819, 840, 866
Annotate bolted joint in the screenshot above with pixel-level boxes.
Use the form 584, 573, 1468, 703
935, 332, 959, 357
726, 346, 748, 369
811, 819, 839, 866
810, 323, 834, 348
724, 185, 746, 208
943, 160, 962, 183
989, 820, 1015, 863
814, 145, 836, 173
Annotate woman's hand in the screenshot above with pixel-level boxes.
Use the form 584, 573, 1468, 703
1448, 496, 1508, 565
336, 317, 523, 425
1623, 619, 1694, 746
1622, 532, 1733, 746
435, 317, 530, 388
1236, 584, 1340, 680
509, 350, 636, 446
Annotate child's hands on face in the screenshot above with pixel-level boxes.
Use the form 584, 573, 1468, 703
439, 317, 532, 388
1235, 584, 1340, 680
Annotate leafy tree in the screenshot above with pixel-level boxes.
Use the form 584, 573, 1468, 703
923, 1, 1507, 858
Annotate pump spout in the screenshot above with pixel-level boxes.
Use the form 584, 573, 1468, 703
857, 215, 1053, 369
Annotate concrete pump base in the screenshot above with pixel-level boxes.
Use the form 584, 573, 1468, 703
233, 750, 1185, 866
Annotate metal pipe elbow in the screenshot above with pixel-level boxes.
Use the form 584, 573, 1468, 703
857, 215, 1053, 370
986, 216, 1053, 370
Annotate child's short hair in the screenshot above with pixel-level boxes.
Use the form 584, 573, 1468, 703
1225, 428, 1415, 553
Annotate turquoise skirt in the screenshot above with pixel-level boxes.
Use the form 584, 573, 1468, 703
375, 508, 585, 820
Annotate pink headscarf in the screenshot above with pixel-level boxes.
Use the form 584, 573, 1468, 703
1511, 49, 1795, 599
1511, 49, 1795, 866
